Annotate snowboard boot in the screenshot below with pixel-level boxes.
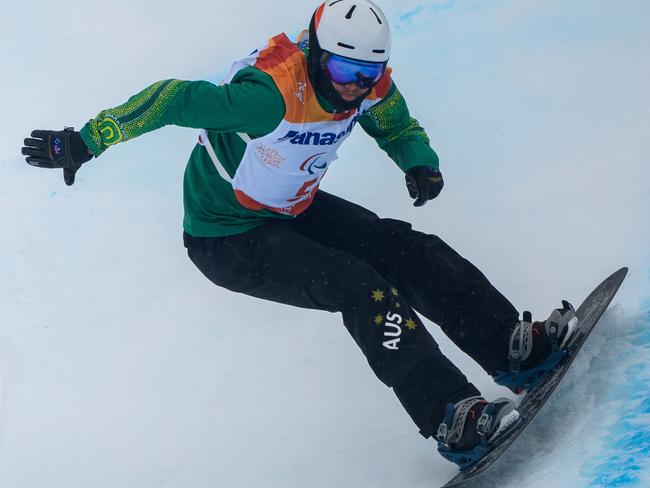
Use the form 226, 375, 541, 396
435, 396, 522, 470
494, 300, 579, 393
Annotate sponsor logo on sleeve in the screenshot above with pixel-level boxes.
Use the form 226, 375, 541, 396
99, 115, 125, 146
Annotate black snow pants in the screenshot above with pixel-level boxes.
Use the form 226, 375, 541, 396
184, 191, 519, 438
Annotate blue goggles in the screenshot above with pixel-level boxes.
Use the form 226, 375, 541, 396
321, 52, 387, 89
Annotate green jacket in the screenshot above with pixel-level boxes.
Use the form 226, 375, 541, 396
80, 50, 439, 237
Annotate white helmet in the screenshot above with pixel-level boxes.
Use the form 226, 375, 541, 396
313, 0, 392, 63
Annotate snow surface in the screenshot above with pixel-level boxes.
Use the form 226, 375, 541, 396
1, 1, 649, 487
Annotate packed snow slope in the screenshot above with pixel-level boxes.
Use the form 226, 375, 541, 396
1, 1, 648, 487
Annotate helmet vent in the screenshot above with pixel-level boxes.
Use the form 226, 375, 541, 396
345, 5, 357, 19
369, 7, 383, 24
337, 42, 355, 50
372, 49, 385, 54
328, 0, 344, 5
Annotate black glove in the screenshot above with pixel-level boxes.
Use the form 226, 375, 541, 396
22, 127, 94, 186
405, 166, 444, 207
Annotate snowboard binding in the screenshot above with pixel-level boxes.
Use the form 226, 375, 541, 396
435, 397, 523, 470
494, 301, 579, 393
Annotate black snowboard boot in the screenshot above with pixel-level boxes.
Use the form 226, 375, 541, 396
435, 396, 522, 469
495, 300, 579, 393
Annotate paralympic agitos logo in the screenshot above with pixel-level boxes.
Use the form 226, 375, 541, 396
277, 113, 361, 146
300, 153, 327, 175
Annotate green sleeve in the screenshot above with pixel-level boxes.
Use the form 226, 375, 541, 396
359, 80, 439, 172
79, 67, 285, 156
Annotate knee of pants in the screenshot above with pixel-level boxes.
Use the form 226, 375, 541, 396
333, 259, 392, 312
368, 221, 460, 276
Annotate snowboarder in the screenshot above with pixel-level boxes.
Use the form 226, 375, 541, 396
21, 0, 578, 468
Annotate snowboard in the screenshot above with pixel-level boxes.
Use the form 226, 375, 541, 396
441, 267, 629, 488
